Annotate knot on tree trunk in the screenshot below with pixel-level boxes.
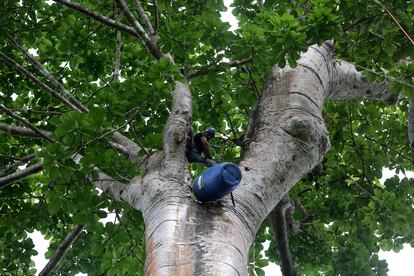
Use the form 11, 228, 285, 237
174, 128, 186, 143
281, 115, 331, 158
281, 116, 309, 140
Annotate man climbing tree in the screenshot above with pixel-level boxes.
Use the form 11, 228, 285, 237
188, 127, 217, 167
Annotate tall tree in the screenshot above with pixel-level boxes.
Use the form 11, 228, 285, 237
1, 0, 414, 275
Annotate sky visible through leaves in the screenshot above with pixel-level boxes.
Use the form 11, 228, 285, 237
29, 169, 414, 275
22, 0, 414, 275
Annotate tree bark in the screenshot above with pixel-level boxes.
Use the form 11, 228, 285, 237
125, 43, 330, 274
0, 123, 52, 139
271, 197, 297, 276
408, 99, 414, 156
120, 42, 395, 275
0, 162, 44, 188
143, 196, 251, 275
39, 224, 85, 276
53, 0, 140, 39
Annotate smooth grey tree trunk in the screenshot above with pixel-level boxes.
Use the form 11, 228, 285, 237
113, 43, 393, 275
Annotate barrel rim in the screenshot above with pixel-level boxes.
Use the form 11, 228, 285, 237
220, 162, 242, 186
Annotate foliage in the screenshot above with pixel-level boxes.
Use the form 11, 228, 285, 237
0, 0, 413, 275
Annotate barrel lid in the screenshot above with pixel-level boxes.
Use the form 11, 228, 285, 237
220, 163, 242, 186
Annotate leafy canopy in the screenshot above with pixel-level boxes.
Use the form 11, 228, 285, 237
0, 0, 414, 275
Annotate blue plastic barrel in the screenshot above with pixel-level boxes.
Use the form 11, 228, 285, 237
193, 162, 242, 202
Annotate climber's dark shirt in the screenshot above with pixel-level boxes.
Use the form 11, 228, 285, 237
193, 133, 204, 153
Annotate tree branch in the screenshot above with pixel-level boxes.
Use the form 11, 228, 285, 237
0, 121, 142, 164
152, 0, 159, 32
134, 0, 155, 35
70, 154, 130, 201
1, 153, 37, 177
0, 51, 141, 156
108, 141, 144, 164
295, 200, 312, 224
7, 34, 88, 112
9, 108, 63, 116
53, 0, 140, 38
327, 59, 396, 103
0, 104, 55, 143
217, 102, 238, 139
0, 47, 142, 156
129, 123, 150, 156
270, 196, 297, 276
0, 122, 52, 139
383, 6, 414, 47
0, 51, 81, 111
233, 43, 337, 236
408, 99, 414, 157
162, 82, 192, 179
187, 57, 252, 79
115, 0, 162, 59
343, 13, 382, 32
39, 224, 85, 276
0, 128, 133, 196
52, 2, 172, 173
113, 5, 122, 82
112, 131, 142, 156
113, 29, 122, 82
0, 162, 44, 189
89, 170, 128, 201
0, 128, 135, 202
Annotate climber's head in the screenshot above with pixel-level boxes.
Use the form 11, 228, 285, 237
204, 127, 216, 140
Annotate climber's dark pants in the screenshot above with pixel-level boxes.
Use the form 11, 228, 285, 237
190, 150, 217, 167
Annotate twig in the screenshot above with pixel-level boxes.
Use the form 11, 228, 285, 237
384, 6, 414, 46
7, 34, 88, 112
408, 99, 414, 157
217, 102, 238, 139
0, 104, 55, 143
115, 0, 162, 59
74, 107, 141, 156
129, 123, 150, 156
134, 0, 155, 34
364, 135, 414, 163
113, 4, 122, 82
39, 224, 86, 276
152, 0, 159, 32
0, 162, 44, 189
367, 30, 400, 47
1, 153, 37, 177
347, 105, 367, 181
53, 0, 140, 39
9, 108, 63, 116
85, 83, 110, 104
301, 229, 341, 274
187, 57, 252, 79
12, 153, 37, 162
343, 13, 382, 32
325, 165, 392, 216
0, 122, 52, 139
270, 196, 297, 276
113, 29, 122, 81
246, 66, 260, 99
0, 51, 80, 111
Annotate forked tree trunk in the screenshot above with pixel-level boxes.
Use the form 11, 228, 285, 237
121, 43, 392, 275
144, 196, 253, 275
